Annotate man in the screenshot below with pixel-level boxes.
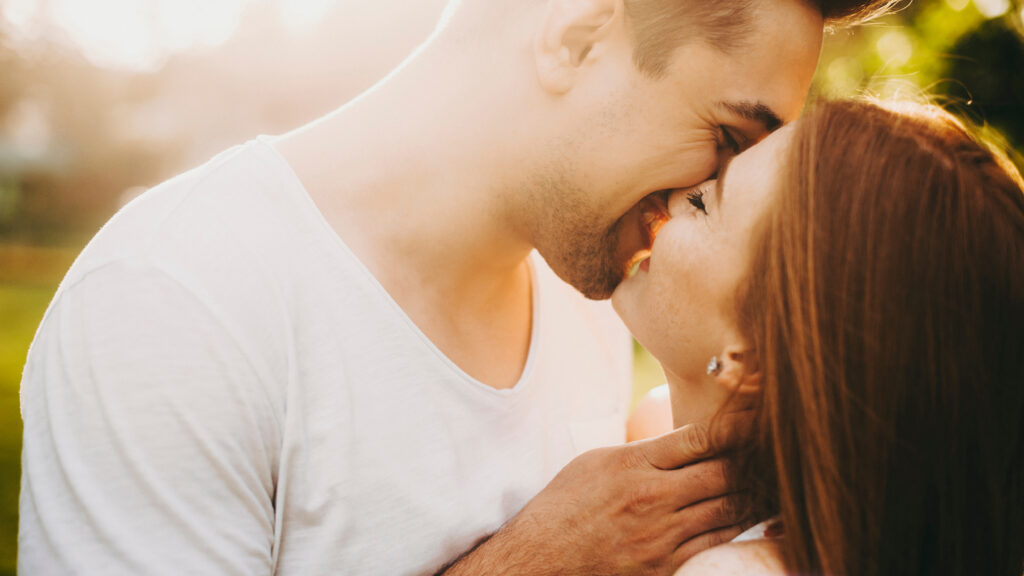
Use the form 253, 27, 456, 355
18, 0, 890, 574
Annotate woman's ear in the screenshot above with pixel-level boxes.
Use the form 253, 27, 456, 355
713, 344, 762, 397
533, 0, 623, 94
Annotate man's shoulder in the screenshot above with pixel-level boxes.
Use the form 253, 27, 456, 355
46, 140, 308, 366
65, 140, 308, 288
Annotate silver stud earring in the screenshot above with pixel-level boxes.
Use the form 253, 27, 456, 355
706, 356, 723, 376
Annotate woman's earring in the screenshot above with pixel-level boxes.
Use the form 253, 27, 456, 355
706, 356, 723, 376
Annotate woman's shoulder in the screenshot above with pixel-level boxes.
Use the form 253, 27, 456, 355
674, 540, 786, 576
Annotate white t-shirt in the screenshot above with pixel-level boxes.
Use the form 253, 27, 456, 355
17, 139, 633, 575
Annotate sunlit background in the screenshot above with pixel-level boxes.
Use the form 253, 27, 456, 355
0, 0, 1021, 571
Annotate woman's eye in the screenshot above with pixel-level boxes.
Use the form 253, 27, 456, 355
687, 190, 707, 214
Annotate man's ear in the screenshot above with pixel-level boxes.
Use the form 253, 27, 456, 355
533, 0, 624, 94
714, 344, 762, 397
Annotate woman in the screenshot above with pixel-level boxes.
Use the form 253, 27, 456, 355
613, 99, 1024, 575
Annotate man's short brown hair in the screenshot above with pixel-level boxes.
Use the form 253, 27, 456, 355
625, 0, 898, 77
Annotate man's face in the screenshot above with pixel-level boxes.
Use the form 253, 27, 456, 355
526, 0, 823, 299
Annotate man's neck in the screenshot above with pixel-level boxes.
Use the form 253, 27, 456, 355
271, 43, 540, 388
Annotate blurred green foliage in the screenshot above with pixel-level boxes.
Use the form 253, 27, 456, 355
815, 0, 1024, 168
0, 245, 75, 575
0, 289, 64, 575
0, 1, 1022, 572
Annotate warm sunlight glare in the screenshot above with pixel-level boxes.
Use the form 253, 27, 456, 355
974, 0, 1011, 18
0, 0, 344, 71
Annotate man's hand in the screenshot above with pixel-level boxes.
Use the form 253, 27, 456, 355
438, 412, 752, 576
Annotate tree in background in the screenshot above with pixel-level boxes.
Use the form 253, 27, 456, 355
0, 48, 174, 245
947, 16, 1024, 157
817, 0, 1024, 168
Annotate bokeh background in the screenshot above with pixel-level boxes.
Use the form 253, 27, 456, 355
0, 0, 1021, 571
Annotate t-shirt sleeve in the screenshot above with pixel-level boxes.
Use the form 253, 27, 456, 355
18, 261, 281, 575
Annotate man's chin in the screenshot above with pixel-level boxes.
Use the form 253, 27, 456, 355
578, 282, 618, 301
536, 250, 615, 300
536, 229, 630, 300
562, 262, 627, 301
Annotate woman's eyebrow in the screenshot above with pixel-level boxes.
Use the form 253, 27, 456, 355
718, 100, 784, 133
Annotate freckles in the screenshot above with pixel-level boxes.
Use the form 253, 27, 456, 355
652, 245, 714, 316
650, 269, 697, 320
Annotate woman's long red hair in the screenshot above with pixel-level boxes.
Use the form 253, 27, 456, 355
735, 100, 1024, 576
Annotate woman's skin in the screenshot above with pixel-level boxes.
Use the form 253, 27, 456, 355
615, 126, 793, 427
615, 127, 799, 574
621, 102, 1024, 574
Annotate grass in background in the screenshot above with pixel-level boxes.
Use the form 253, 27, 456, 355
0, 243, 75, 575
0, 283, 60, 576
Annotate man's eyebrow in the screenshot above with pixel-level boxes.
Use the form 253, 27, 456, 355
719, 101, 784, 132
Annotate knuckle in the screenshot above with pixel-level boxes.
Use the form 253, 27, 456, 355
697, 458, 732, 493
710, 460, 735, 494
682, 498, 733, 534
713, 458, 731, 480
681, 422, 712, 459
711, 498, 733, 525
710, 526, 741, 547
622, 444, 653, 470
721, 493, 744, 523
625, 481, 660, 515
572, 446, 610, 470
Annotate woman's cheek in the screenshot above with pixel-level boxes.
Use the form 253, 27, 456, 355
653, 225, 698, 293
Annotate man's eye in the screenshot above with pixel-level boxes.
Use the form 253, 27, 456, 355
687, 190, 707, 214
719, 127, 742, 154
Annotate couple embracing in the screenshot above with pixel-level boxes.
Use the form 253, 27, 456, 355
17, 0, 1024, 575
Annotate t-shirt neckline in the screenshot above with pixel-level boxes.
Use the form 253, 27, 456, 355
253, 136, 542, 400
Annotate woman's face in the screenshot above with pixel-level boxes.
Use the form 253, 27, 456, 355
612, 126, 794, 424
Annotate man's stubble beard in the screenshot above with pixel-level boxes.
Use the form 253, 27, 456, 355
523, 166, 629, 301
520, 91, 642, 300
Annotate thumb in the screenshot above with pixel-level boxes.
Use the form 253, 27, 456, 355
637, 411, 754, 470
